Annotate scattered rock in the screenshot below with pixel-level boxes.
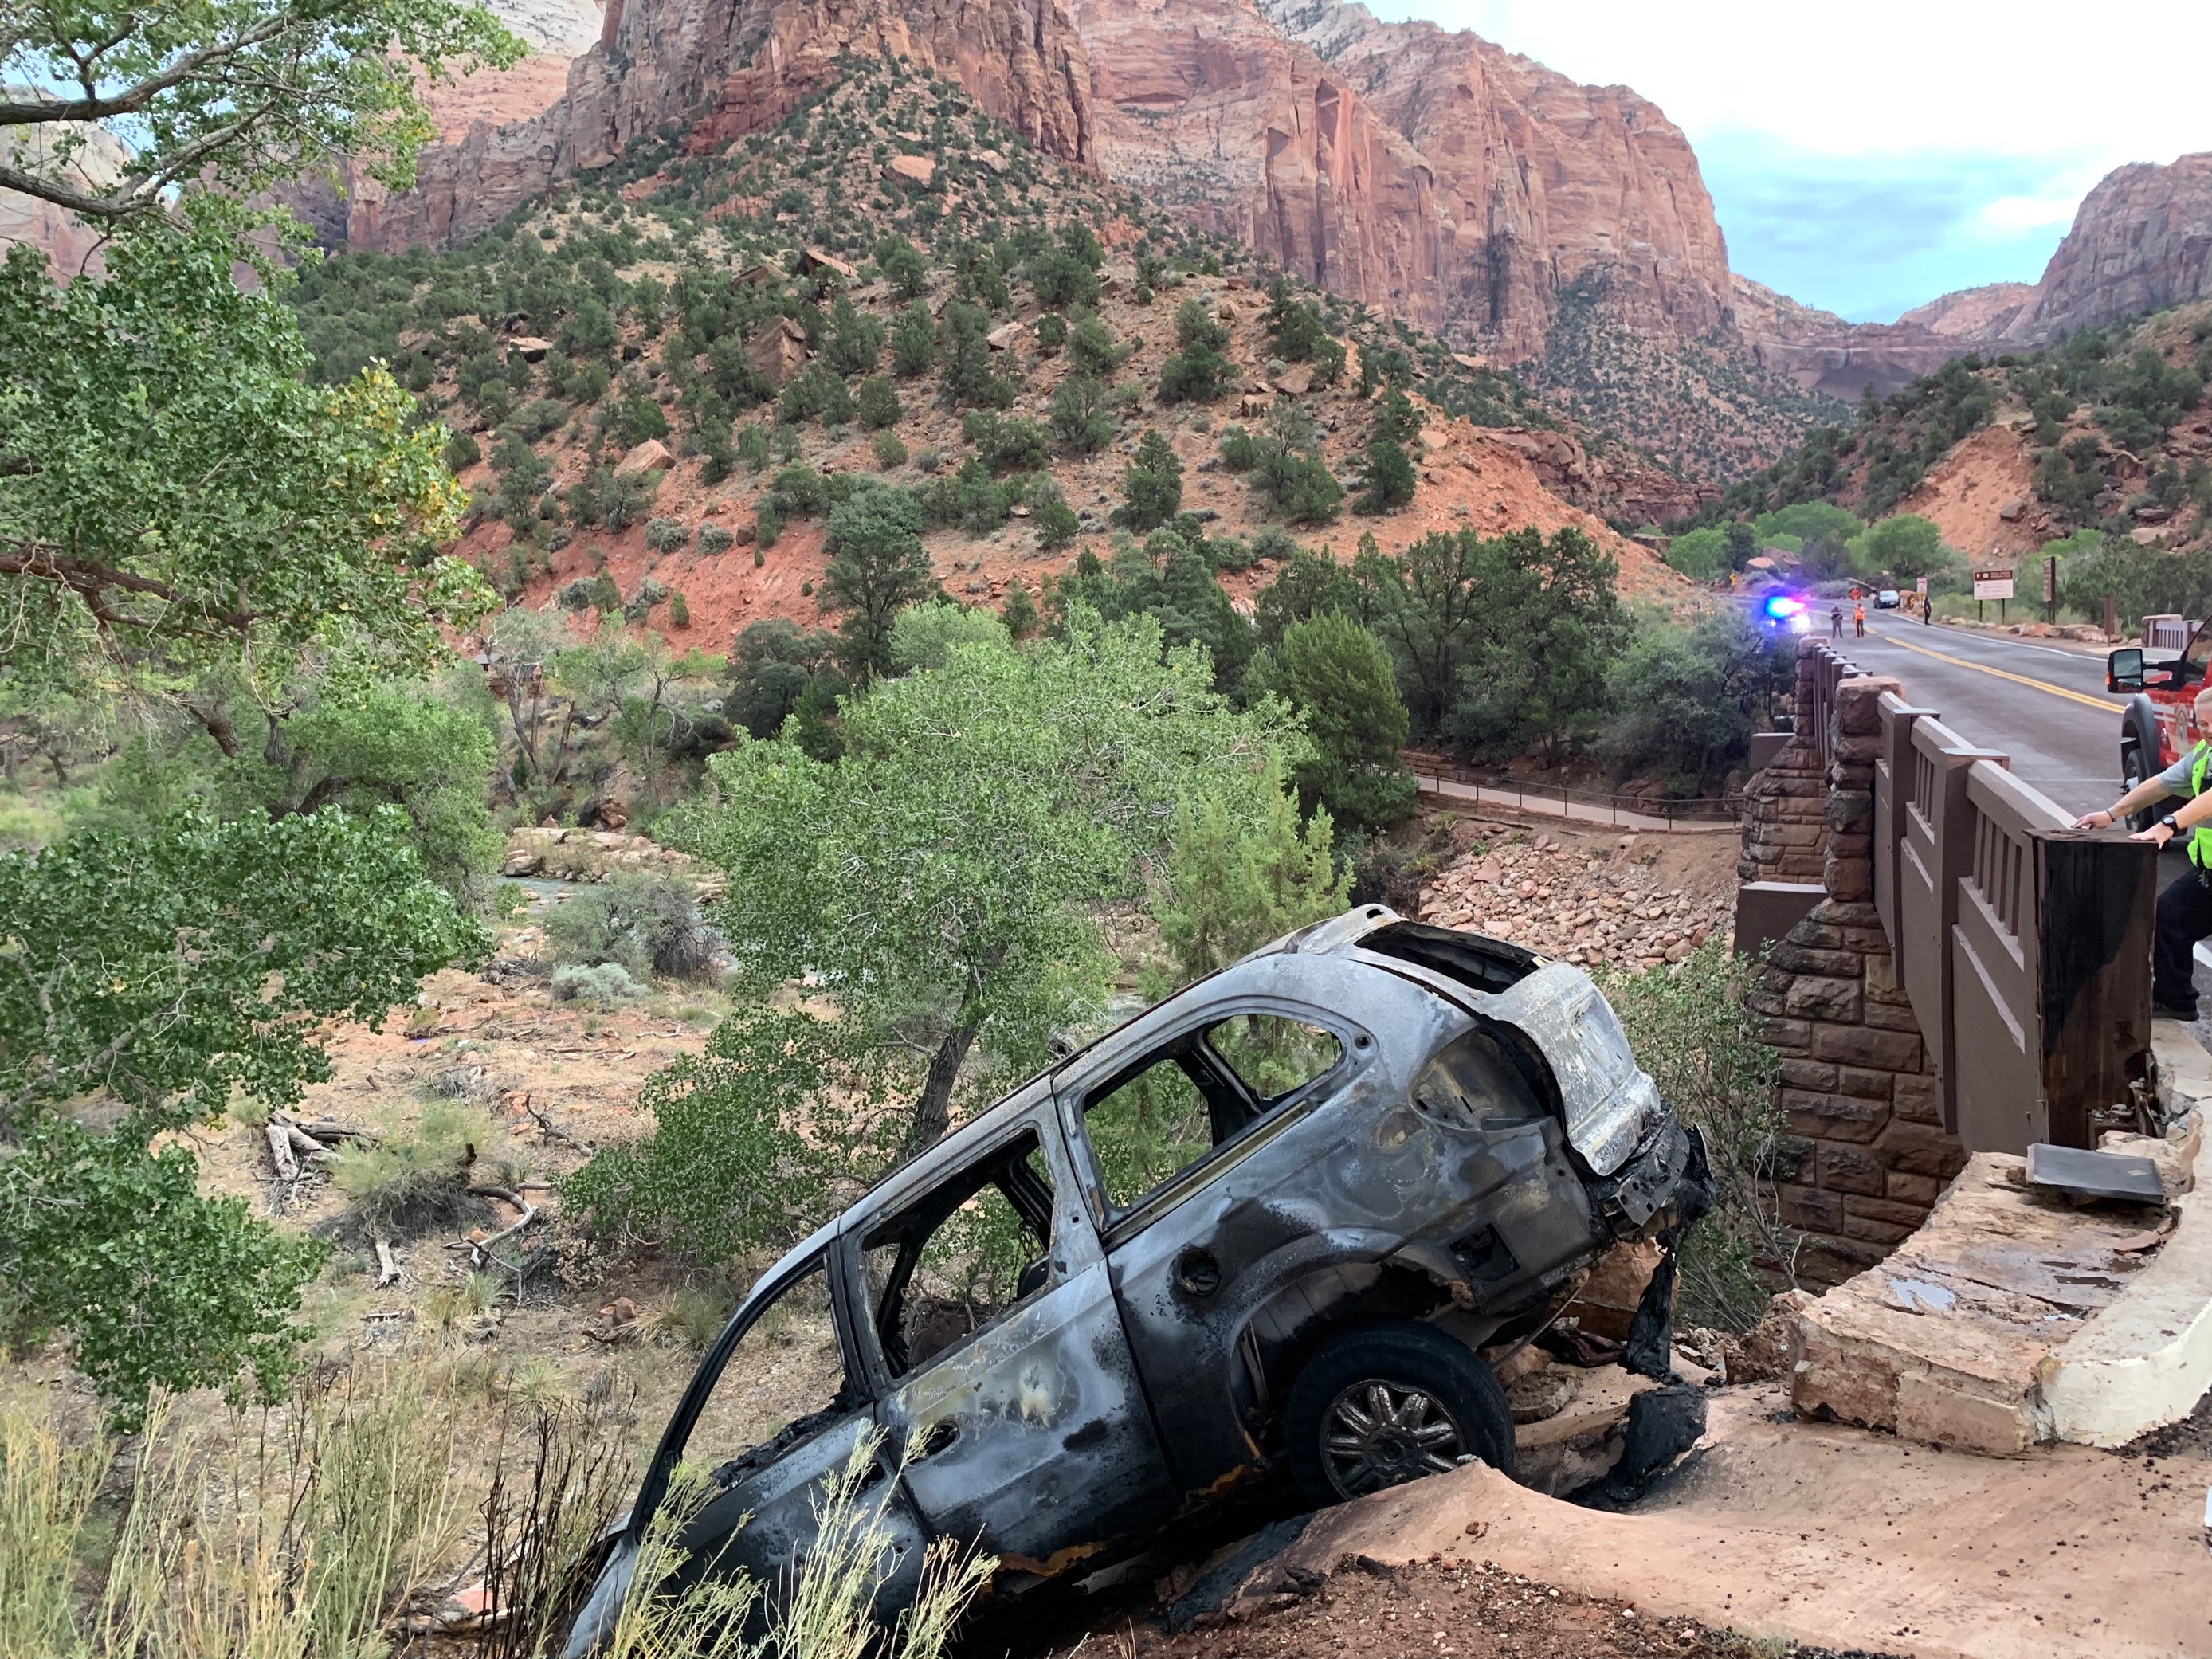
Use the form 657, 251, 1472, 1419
798, 246, 857, 280
614, 438, 673, 476
746, 314, 809, 386
1505, 1364, 1578, 1425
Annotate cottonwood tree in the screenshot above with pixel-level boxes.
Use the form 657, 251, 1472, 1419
0, 0, 520, 223
0, 809, 489, 1419
0, 5, 509, 1426
670, 611, 1304, 1151
1356, 524, 1628, 763
0, 210, 494, 710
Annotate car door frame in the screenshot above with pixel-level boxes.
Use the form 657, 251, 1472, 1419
833, 1091, 1181, 1587
1049, 953, 1465, 1494
625, 1235, 931, 1610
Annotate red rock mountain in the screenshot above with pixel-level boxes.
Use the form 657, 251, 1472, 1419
1071, 0, 1731, 364
2023, 152, 2212, 339
335, 0, 1093, 251
341, 0, 1750, 376
1887, 153, 2212, 352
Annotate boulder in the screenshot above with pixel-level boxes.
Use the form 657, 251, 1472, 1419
614, 439, 673, 476
986, 320, 1028, 351
1271, 363, 1314, 396
733, 261, 784, 288
746, 315, 808, 386
509, 335, 552, 361
798, 246, 857, 280
885, 154, 935, 188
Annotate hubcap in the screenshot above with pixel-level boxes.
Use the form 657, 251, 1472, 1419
1319, 1379, 1466, 1498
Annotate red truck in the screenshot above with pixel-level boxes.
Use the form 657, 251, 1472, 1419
2108, 630, 2212, 824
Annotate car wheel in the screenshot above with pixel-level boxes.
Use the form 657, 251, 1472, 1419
1284, 1324, 1516, 1505
2122, 743, 2155, 833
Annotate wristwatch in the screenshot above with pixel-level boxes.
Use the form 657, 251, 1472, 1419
2159, 814, 2181, 840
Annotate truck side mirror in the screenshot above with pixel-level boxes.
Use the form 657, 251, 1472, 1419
2108, 648, 2144, 693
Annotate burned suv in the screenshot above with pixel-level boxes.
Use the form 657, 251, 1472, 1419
570, 908, 1703, 1646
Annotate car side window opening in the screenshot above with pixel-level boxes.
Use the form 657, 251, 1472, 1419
680, 1258, 861, 1490
1082, 1014, 1344, 1214
862, 1129, 1057, 1378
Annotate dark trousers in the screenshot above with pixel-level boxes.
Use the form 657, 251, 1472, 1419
2154, 865, 2212, 1016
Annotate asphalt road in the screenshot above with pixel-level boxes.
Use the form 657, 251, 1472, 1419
1819, 614, 2130, 818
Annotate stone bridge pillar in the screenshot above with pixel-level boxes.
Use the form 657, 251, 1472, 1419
1741, 669, 1967, 1287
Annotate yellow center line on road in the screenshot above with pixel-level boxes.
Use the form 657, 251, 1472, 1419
1861, 628, 2122, 714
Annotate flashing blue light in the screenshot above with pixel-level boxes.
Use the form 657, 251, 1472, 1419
1763, 594, 1805, 621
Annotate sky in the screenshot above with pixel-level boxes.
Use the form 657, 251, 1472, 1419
1364, 0, 2212, 323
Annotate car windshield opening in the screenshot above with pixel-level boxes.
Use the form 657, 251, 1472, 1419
680, 1257, 860, 1490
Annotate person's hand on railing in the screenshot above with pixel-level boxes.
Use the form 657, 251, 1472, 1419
2073, 810, 2115, 830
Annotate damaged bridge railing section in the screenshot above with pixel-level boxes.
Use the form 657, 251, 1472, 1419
1840, 644, 2156, 1153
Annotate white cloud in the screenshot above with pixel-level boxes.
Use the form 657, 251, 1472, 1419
1971, 194, 2084, 239
1363, 0, 2212, 318
1383, 0, 2212, 175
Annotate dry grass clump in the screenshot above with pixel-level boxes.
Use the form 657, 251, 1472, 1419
1, 1362, 461, 1659
0, 1363, 994, 1659
327, 1102, 497, 1241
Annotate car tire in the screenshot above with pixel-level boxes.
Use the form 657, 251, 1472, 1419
2122, 742, 2155, 833
1284, 1323, 1516, 1506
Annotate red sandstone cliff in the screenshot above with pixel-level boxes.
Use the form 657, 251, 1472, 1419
1873, 155, 2212, 353
342, 0, 1095, 251
1065, 0, 1732, 364
1728, 276, 1975, 402
1896, 281, 2038, 342
2024, 152, 2212, 340
0, 120, 130, 276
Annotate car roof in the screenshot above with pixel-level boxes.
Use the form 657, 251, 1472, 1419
735, 907, 1414, 1300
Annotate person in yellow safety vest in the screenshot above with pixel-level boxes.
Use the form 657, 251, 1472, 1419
2075, 684, 2212, 1020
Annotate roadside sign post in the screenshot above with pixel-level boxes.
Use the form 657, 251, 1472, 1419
1973, 567, 2015, 626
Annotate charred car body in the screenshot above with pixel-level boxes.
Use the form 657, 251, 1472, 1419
568, 908, 1705, 1650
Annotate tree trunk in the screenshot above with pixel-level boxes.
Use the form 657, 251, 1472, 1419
906, 1018, 983, 1156
182, 698, 240, 758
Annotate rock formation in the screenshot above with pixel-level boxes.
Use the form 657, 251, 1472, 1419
1874, 154, 2212, 352
1729, 276, 1974, 402
1068, 0, 1732, 366
339, 0, 1094, 252
0, 120, 130, 277
1895, 281, 2038, 341
2025, 152, 2212, 339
